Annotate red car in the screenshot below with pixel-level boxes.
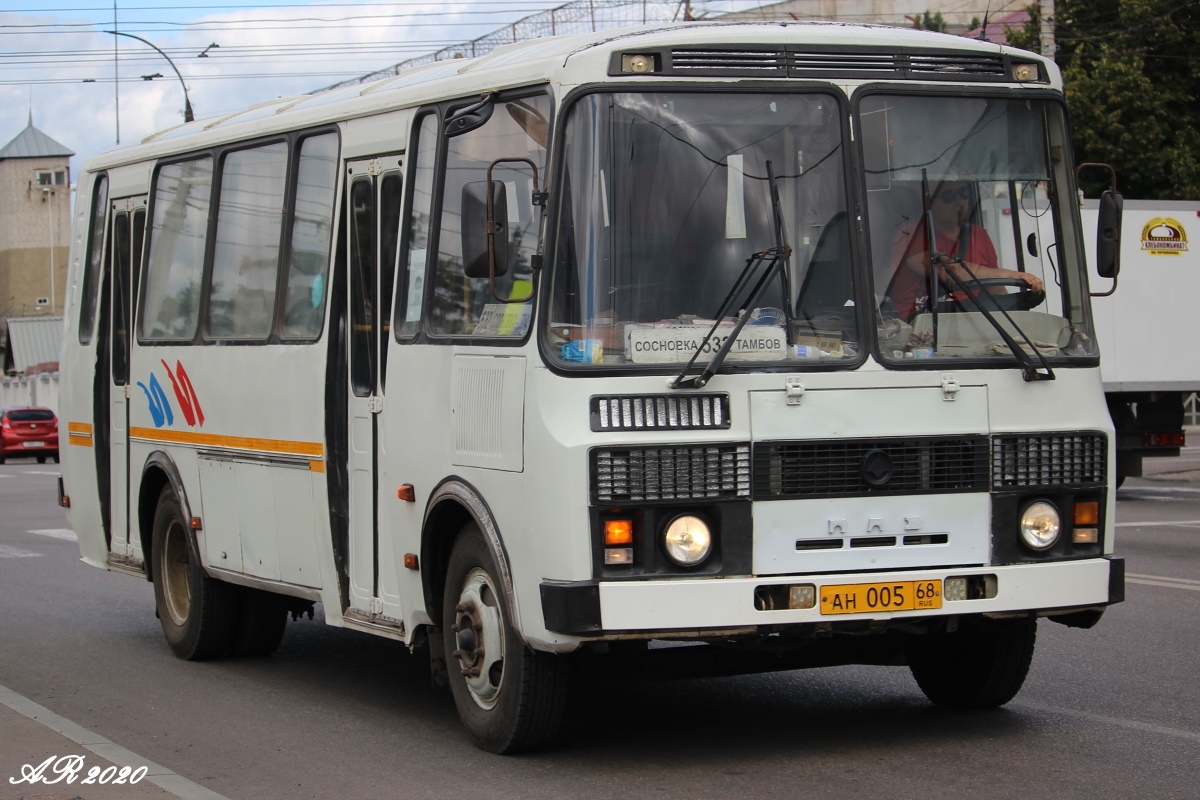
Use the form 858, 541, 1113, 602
0, 407, 59, 464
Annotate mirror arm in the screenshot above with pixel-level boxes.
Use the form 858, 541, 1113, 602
1090, 273, 1118, 298
486, 157, 541, 304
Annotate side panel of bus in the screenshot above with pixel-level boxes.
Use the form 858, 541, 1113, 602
125, 131, 345, 607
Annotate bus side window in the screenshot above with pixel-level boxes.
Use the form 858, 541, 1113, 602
428, 93, 549, 338
111, 211, 131, 385
207, 142, 288, 340
348, 177, 376, 397
78, 174, 109, 344
378, 171, 403, 385
141, 157, 213, 341
281, 132, 339, 341
396, 114, 437, 339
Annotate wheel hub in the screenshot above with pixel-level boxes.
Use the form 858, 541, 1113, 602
449, 568, 505, 710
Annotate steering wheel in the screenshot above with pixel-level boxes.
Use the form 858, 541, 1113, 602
938, 277, 1045, 313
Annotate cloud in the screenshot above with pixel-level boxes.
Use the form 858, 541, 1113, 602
0, 2, 551, 182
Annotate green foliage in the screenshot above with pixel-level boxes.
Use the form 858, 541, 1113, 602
1003, 1, 1200, 200
918, 11, 947, 32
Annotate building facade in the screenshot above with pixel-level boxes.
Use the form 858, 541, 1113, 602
0, 114, 74, 331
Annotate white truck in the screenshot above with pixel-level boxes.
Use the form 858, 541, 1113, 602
1085, 199, 1199, 484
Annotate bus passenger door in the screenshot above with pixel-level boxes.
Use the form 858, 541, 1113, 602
106, 197, 146, 564
344, 157, 404, 622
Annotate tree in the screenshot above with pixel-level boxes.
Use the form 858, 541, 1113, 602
1005, 1, 1200, 200
908, 10, 948, 32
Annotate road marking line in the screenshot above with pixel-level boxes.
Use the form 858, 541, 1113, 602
0, 544, 42, 559
0, 681, 233, 800
1120, 485, 1200, 494
27, 528, 77, 541
1016, 700, 1200, 743
1128, 572, 1200, 586
1127, 574, 1200, 592
1116, 519, 1200, 527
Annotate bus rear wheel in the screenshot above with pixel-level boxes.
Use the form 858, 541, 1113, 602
906, 617, 1037, 709
151, 486, 238, 660
442, 523, 568, 754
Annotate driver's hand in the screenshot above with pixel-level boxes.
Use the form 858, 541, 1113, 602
1019, 272, 1045, 292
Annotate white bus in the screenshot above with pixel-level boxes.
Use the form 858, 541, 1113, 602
59, 21, 1125, 753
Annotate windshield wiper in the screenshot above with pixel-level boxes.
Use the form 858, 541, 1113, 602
919, 170, 1054, 382
670, 161, 793, 390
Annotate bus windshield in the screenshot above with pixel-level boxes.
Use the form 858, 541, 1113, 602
547, 91, 856, 368
861, 93, 1098, 363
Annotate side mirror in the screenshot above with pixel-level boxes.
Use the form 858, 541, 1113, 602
1076, 162, 1122, 283
461, 180, 508, 280
1096, 189, 1123, 279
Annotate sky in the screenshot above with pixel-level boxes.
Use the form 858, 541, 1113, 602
0, 0, 762, 182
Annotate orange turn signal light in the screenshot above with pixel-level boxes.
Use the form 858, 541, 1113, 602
397, 484, 415, 502
1073, 501, 1099, 526
190, 517, 203, 530
604, 519, 634, 545
403, 553, 419, 570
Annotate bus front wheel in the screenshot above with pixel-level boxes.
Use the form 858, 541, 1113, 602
906, 617, 1037, 709
151, 486, 238, 660
442, 523, 568, 754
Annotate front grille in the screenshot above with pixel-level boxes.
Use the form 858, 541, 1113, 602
671, 48, 787, 76
591, 444, 751, 504
655, 46, 1012, 81
908, 53, 1006, 77
591, 394, 730, 432
788, 50, 898, 77
991, 432, 1107, 489
753, 436, 989, 499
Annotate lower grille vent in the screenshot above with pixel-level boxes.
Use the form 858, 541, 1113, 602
991, 432, 1107, 489
592, 443, 751, 504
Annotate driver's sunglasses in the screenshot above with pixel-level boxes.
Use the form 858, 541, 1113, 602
936, 186, 971, 204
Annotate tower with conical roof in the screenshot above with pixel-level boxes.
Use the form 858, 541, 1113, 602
0, 112, 74, 325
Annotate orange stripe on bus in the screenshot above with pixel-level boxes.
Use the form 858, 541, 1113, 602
129, 427, 324, 458
308, 460, 326, 473
68, 434, 93, 447
68, 422, 93, 435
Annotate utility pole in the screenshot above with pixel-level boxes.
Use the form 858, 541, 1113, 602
1040, 0, 1056, 62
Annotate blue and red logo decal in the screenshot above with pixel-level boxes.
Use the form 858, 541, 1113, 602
138, 360, 205, 429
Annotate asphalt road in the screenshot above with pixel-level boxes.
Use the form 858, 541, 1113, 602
1, 451, 1197, 800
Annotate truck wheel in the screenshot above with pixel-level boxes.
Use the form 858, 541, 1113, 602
907, 617, 1036, 709
442, 523, 568, 753
152, 486, 238, 660
230, 587, 289, 657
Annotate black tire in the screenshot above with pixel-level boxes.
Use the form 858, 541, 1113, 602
907, 617, 1037, 709
36, 455, 47, 464
51, 454, 59, 464
229, 587, 289, 657
151, 486, 238, 660
442, 523, 568, 754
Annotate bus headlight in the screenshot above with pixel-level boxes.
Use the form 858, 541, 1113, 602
1019, 501, 1061, 551
662, 515, 712, 566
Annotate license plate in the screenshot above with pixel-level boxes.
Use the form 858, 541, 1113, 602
820, 580, 943, 615
23, 441, 45, 448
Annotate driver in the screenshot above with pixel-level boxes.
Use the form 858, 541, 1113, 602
888, 181, 1043, 321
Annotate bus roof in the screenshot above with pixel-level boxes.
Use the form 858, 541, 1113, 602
82, 21, 1055, 173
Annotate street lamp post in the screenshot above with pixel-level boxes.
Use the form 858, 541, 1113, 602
104, 30, 194, 122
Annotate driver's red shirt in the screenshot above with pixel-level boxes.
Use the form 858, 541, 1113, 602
888, 222, 998, 320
